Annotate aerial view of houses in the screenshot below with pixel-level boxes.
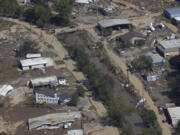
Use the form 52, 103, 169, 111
0, 0, 180, 135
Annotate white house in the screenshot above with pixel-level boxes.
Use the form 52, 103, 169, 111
20, 57, 54, 71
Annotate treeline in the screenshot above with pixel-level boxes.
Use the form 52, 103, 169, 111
66, 44, 133, 127
0, 0, 74, 27
65, 44, 162, 134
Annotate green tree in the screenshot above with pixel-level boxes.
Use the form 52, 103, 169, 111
16, 40, 39, 57
54, 0, 73, 25
131, 56, 153, 72
140, 128, 161, 135
0, 0, 22, 17
140, 108, 157, 127
24, 5, 51, 27
108, 99, 124, 127
117, 40, 132, 49
168, 74, 180, 94
0, 132, 7, 135
68, 92, 78, 106
76, 85, 85, 97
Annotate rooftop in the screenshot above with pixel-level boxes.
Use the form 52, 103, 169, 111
98, 19, 131, 28
118, 31, 145, 41
68, 129, 83, 135
173, 16, 180, 21
30, 76, 58, 86
35, 90, 71, 100
145, 52, 165, 63
20, 57, 54, 67
159, 39, 180, 49
28, 111, 81, 130
165, 7, 180, 16
167, 107, 180, 120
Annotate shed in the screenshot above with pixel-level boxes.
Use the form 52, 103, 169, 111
164, 7, 180, 19
145, 52, 165, 66
116, 31, 145, 45
0, 85, 13, 96
167, 107, 180, 127
20, 57, 54, 71
28, 111, 81, 130
26, 53, 41, 59
157, 39, 180, 57
29, 76, 58, 88
98, 19, 132, 29
68, 129, 83, 135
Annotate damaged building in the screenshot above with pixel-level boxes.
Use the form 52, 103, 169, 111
35, 90, 71, 104
27, 111, 81, 130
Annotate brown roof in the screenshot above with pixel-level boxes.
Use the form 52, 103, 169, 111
117, 31, 145, 41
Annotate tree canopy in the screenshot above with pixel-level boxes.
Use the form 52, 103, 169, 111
54, 0, 74, 25
16, 40, 39, 57
0, 0, 22, 17
140, 108, 157, 127
168, 73, 180, 94
24, 5, 51, 27
131, 56, 153, 72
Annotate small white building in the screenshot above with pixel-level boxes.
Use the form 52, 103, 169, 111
26, 53, 41, 59
67, 129, 83, 135
29, 76, 58, 88
75, 0, 92, 4
167, 107, 180, 127
20, 57, 54, 71
58, 77, 67, 85
0, 85, 13, 96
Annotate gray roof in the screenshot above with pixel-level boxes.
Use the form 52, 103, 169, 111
145, 52, 165, 63
159, 39, 180, 49
165, 7, 180, 17
98, 19, 131, 28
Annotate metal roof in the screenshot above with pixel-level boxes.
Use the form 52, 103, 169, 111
167, 107, 180, 126
68, 129, 83, 135
165, 7, 180, 17
145, 52, 165, 64
28, 111, 81, 130
173, 16, 180, 21
20, 57, 54, 67
98, 19, 131, 28
30, 76, 58, 87
26, 53, 41, 59
159, 39, 180, 49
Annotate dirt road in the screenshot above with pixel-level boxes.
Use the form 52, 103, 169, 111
103, 40, 172, 135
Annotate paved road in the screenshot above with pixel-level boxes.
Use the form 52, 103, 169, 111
103, 40, 172, 135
